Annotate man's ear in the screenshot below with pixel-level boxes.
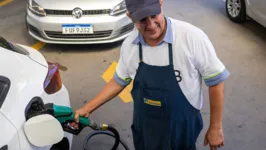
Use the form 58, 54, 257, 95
159, 0, 163, 6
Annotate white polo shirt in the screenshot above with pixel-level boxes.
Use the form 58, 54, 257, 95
114, 17, 230, 110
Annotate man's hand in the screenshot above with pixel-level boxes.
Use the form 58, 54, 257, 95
70, 78, 125, 129
204, 125, 224, 150
74, 106, 91, 123
70, 106, 91, 129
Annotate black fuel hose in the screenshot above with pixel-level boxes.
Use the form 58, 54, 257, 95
83, 126, 130, 150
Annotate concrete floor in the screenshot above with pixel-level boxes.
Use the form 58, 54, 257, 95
1, 0, 266, 149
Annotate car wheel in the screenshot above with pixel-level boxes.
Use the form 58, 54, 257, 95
226, 0, 246, 23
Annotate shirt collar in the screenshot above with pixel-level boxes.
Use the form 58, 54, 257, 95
132, 16, 173, 46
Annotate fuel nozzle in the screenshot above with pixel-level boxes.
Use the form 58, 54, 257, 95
39, 103, 90, 135
39, 103, 113, 135
39, 103, 126, 150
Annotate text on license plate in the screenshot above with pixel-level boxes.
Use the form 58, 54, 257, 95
62, 24, 93, 34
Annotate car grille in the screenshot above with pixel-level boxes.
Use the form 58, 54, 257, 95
45, 30, 112, 39
45, 9, 111, 16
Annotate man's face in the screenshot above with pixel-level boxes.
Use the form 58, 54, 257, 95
134, 12, 165, 41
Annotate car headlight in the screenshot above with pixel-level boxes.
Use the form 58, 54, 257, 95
110, 1, 127, 16
28, 0, 46, 16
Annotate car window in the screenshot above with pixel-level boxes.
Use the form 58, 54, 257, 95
0, 76, 10, 108
0, 36, 29, 55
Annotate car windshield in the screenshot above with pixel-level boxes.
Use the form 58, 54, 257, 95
0, 36, 29, 55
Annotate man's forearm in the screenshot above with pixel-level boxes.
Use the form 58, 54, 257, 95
209, 81, 224, 128
84, 78, 125, 113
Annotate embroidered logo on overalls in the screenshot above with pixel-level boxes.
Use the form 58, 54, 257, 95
143, 98, 161, 107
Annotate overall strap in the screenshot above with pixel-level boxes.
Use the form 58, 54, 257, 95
139, 43, 143, 62
168, 43, 173, 65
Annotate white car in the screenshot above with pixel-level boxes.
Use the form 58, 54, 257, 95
225, 0, 266, 27
26, 0, 135, 44
0, 36, 73, 150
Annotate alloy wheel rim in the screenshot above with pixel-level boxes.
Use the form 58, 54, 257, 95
227, 0, 241, 17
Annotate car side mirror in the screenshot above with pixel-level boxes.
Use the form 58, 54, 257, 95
24, 114, 64, 147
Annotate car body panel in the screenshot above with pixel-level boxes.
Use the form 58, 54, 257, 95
17, 44, 48, 67
0, 43, 73, 149
246, 0, 266, 27
0, 47, 48, 116
0, 112, 21, 150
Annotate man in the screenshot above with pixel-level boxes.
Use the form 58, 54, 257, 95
73, 0, 230, 149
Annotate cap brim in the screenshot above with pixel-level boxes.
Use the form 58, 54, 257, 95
130, 1, 161, 22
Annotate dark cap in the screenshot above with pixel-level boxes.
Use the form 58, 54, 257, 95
125, 0, 161, 21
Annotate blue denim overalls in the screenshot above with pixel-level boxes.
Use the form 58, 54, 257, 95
130, 43, 203, 150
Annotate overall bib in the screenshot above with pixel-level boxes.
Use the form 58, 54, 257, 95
130, 43, 203, 150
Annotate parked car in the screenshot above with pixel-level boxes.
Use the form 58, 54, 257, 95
25, 0, 135, 44
225, 0, 266, 27
0, 36, 73, 150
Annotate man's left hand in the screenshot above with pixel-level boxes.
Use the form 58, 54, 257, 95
204, 125, 224, 150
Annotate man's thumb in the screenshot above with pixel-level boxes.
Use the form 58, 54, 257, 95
74, 112, 79, 123
85, 113, 90, 118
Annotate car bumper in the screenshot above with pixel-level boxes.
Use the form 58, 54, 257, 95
26, 9, 135, 44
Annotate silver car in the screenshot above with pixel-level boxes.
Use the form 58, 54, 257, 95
26, 0, 135, 44
225, 0, 266, 27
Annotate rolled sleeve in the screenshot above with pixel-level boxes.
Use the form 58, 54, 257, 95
114, 72, 132, 87
204, 68, 230, 86
192, 31, 230, 86
113, 41, 132, 87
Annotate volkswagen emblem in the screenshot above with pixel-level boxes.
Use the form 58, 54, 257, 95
72, 8, 83, 19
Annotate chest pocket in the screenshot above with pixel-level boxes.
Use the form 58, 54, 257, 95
141, 87, 168, 118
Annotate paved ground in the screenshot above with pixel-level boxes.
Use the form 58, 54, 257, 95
1, 0, 266, 150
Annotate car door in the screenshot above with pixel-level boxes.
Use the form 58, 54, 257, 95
247, 0, 266, 26
0, 112, 21, 150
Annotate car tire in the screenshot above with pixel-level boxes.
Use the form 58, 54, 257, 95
226, 0, 246, 23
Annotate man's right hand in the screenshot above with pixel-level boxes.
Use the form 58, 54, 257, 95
70, 78, 124, 129
71, 106, 91, 129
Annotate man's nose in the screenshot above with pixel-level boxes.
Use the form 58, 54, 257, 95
145, 17, 156, 28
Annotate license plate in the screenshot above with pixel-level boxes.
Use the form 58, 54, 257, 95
62, 24, 93, 34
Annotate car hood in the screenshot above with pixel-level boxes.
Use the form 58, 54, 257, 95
35, 0, 123, 10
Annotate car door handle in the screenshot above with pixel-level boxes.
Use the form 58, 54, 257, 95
0, 145, 8, 150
